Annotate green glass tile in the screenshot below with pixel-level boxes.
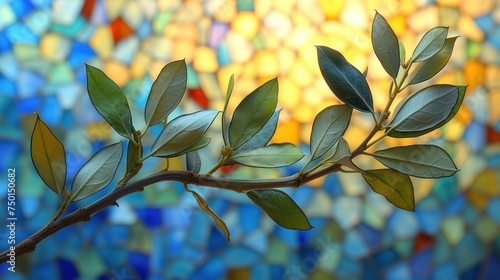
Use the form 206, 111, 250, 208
265, 238, 289, 264
454, 233, 485, 271
393, 238, 414, 258
472, 217, 498, 243
307, 190, 332, 216
466, 40, 482, 59
145, 184, 180, 205
442, 216, 465, 245
308, 269, 335, 280
362, 203, 385, 230
237, 0, 254, 11
464, 205, 480, 225
432, 234, 450, 264
128, 223, 153, 252
51, 16, 86, 37
251, 33, 264, 50
153, 11, 174, 34
316, 244, 341, 272
13, 44, 39, 62
75, 248, 107, 278
49, 62, 74, 83
438, 7, 460, 27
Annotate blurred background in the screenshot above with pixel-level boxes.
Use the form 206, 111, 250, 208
0, 0, 499, 279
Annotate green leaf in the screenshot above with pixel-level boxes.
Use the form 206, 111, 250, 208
85, 64, 134, 140
70, 142, 123, 201
125, 140, 142, 174
188, 188, 230, 241
235, 110, 281, 153
399, 40, 406, 65
373, 145, 458, 178
387, 85, 461, 137
166, 136, 211, 158
30, 115, 66, 195
231, 143, 304, 168
144, 59, 187, 127
412, 27, 448, 62
371, 11, 400, 79
310, 105, 352, 160
229, 78, 278, 149
316, 45, 374, 113
186, 150, 201, 173
329, 137, 350, 163
149, 110, 219, 157
408, 37, 458, 85
362, 169, 415, 211
247, 189, 312, 230
222, 74, 235, 146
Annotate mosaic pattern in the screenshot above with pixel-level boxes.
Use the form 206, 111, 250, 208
0, 0, 499, 279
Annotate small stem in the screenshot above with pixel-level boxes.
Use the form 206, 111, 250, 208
207, 146, 233, 175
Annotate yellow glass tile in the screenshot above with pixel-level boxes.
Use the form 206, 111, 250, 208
193, 46, 218, 73
367, 53, 391, 80
263, 9, 293, 40
464, 60, 486, 91
104, 61, 130, 87
495, 6, 500, 23
176, 1, 203, 23
285, 27, 315, 50
276, 48, 296, 76
89, 26, 113, 60
291, 12, 312, 27
480, 43, 500, 65
438, 7, 460, 27
443, 119, 465, 142
460, 0, 495, 17
273, 0, 297, 14
163, 23, 199, 41
319, 0, 344, 20
122, 1, 144, 29
87, 122, 111, 140
436, 0, 461, 6
399, 0, 417, 14
288, 60, 314, 88
387, 14, 407, 36
293, 103, 314, 124
278, 79, 301, 110
211, 0, 237, 22
231, 12, 259, 39
148, 60, 169, 82
171, 39, 195, 62
466, 192, 489, 210
436, 70, 466, 87
488, 90, 500, 125
408, 6, 439, 32
254, 0, 272, 18
414, 178, 434, 202
254, 50, 278, 78
298, 46, 321, 76
143, 37, 171, 61
40, 33, 71, 62
226, 31, 254, 63
472, 169, 499, 196
457, 15, 484, 42
131, 51, 151, 78
217, 63, 243, 93
340, 0, 369, 29
297, 0, 325, 25
104, 0, 128, 20
302, 87, 324, 108
272, 119, 301, 145
158, 0, 181, 10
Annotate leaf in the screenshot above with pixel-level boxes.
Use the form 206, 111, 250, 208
316, 45, 374, 113
144, 59, 187, 127
387, 85, 461, 137
186, 150, 201, 173
329, 137, 350, 163
125, 140, 142, 174
229, 78, 278, 149
30, 115, 66, 195
371, 11, 400, 79
408, 37, 458, 85
85, 64, 134, 140
399, 40, 406, 65
70, 142, 123, 201
231, 143, 304, 168
412, 27, 448, 62
188, 188, 230, 241
310, 105, 352, 160
362, 169, 415, 211
247, 189, 312, 230
164, 136, 211, 158
373, 145, 458, 178
235, 110, 281, 153
149, 110, 219, 157
222, 74, 235, 146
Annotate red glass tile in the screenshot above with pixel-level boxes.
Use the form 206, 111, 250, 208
110, 17, 134, 43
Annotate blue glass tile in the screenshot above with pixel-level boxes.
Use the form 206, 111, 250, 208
356, 223, 381, 249
432, 176, 459, 203
487, 198, 500, 223
222, 246, 260, 267
163, 206, 191, 228
475, 14, 495, 32
463, 121, 486, 153
165, 259, 195, 279
5, 22, 39, 44
0, 53, 19, 79
461, 263, 482, 280
323, 173, 343, 197
137, 21, 152, 39
485, 252, 500, 279
488, 29, 500, 50
373, 248, 398, 269
25, 9, 51, 36
416, 207, 442, 235
9, 0, 34, 18
410, 248, 432, 277
431, 261, 457, 280
163, 229, 185, 255
20, 196, 39, 217
97, 246, 128, 269
90, 0, 109, 24
217, 42, 232, 66
0, 31, 12, 51
128, 252, 149, 280
336, 256, 361, 276
18, 70, 44, 98
444, 194, 466, 214
57, 258, 79, 280
292, 186, 313, 208
93, 225, 131, 246
40, 95, 62, 126
187, 214, 211, 248
68, 41, 96, 67
274, 225, 299, 247
298, 217, 326, 245
251, 263, 270, 280
332, 196, 361, 229
454, 233, 485, 271
0, 140, 20, 170
243, 230, 268, 254
114, 37, 139, 65
31, 0, 52, 8
344, 229, 369, 259
238, 203, 261, 233
17, 96, 41, 114
388, 209, 419, 239
386, 262, 411, 280
208, 226, 227, 252
136, 207, 163, 229
361, 259, 382, 280
0, 75, 16, 97
28, 262, 59, 280
191, 257, 226, 280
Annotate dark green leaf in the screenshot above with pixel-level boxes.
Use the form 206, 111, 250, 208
373, 145, 458, 178
149, 110, 219, 157
186, 150, 201, 173
231, 143, 304, 168
31, 115, 66, 195
310, 105, 352, 160
408, 37, 458, 85
145, 59, 187, 127
222, 74, 235, 146
70, 142, 123, 201
362, 169, 414, 211
187, 187, 230, 241
247, 189, 312, 230
229, 78, 278, 149
316, 45, 374, 113
412, 27, 448, 62
125, 140, 142, 174
235, 110, 281, 153
372, 11, 400, 79
387, 85, 461, 137
85, 64, 134, 139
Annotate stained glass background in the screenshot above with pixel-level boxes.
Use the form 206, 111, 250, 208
0, 0, 499, 279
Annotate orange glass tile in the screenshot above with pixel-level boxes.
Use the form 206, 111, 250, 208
188, 88, 210, 109
464, 60, 486, 91
413, 232, 435, 253
110, 17, 134, 43
81, 0, 96, 20
272, 119, 301, 145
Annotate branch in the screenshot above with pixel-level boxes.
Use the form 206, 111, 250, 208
0, 163, 341, 263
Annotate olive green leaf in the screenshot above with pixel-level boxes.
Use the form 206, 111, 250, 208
70, 142, 123, 201
222, 74, 235, 146
372, 11, 400, 79
373, 145, 458, 178
164, 136, 211, 158
230, 143, 304, 168
362, 169, 414, 211
125, 140, 142, 174
85, 64, 134, 140
387, 85, 462, 137
247, 189, 312, 230
145, 59, 187, 127
399, 40, 406, 65
412, 27, 448, 62
186, 150, 201, 174
316, 45, 374, 113
235, 110, 281, 153
310, 105, 352, 160
408, 37, 458, 85
149, 110, 219, 158
229, 78, 278, 149
186, 186, 230, 241
31, 115, 66, 195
